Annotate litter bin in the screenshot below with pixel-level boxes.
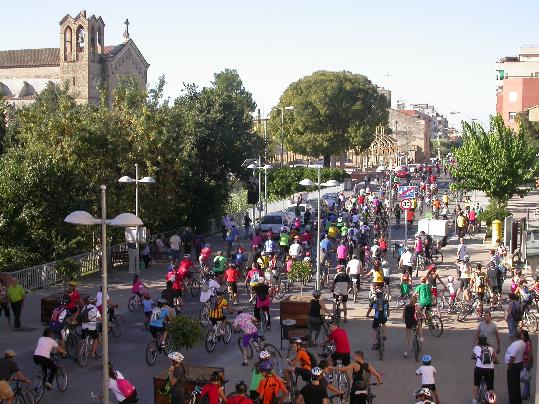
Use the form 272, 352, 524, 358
281, 319, 296, 348
492, 220, 502, 246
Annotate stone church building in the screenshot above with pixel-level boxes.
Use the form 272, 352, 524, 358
0, 10, 149, 106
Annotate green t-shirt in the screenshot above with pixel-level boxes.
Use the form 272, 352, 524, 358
7, 284, 25, 303
415, 283, 432, 307
340, 226, 349, 237
250, 369, 264, 391
213, 256, 226, 273
279, 233, 291, 247
400, 283, 410, 296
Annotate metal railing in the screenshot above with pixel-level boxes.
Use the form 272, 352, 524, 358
10, 244, 128, 291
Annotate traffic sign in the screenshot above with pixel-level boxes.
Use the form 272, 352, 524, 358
400, 199, 412, 210
398, 186, 416, 199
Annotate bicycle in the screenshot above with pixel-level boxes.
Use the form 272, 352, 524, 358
456, 296, 482, 323
127, 293, 143, 311
237, 334, 282, 371
353, 382, 379, 404
11, 379, 35, 404
331, 359, 349, 402
468, 222, 477, 238
60, 323, 79, 359
332, 295, 344, 326
77, 330, 103, 367
375, 323, 384, 360
108, 306, 125, 337
30, 352, 68, 402
436, 289, 458, 313
412, 325, 421, 362
205, 320, 232, 352
429, 247, 444, 265
422, 307, 443, 337
522, 308, 538, 332
145, 330, 172, 366
183, 273, 201, 297
258, 307, 271, 335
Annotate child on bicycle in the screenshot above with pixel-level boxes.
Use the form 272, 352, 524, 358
400, 270, 412, 299
208, 290, 232, 336
368, 291, 389, 351
142, 291, 153, 329
416, 355, 440, 404
131, 274, 145, 298
232, 307, 258, 366
403, 295, 421, 358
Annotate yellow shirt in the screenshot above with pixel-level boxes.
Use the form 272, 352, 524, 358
209, 298, 228, 319
442, 195, 449, 204
7, 285, 25, 303
373, 271, 384, 284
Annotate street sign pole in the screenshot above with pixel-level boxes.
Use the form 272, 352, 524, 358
404, 212, 408, 247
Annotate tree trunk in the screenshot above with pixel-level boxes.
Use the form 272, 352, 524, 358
323, 155, 330, 167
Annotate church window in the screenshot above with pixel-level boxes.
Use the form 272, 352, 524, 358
64, 26, 72, 61
72, 77, 76, 87
97, 27, 103, 54
76, 25, 85, 53
90, 26, 96, 53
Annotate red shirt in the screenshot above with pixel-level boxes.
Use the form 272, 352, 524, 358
200, 382, 220, 404
329, 328, 350, 354
226, 395, 253, 404
225, 268, 240, 283
178, 259, 193, 274
66, 289, 80, 309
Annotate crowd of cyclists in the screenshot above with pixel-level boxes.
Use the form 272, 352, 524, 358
1, 159, 537, 404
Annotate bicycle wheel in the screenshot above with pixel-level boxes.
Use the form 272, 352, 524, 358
263, 343, 283, 377
190, 279, 201, 297
15, 389, 35, 404
30, 374, 44, 402
111, 315, 125, 337
337, 372, 349, 398
377, 329, 383, 360
238, 336, 253, 359
128, 296, 137, 312
65, 332, 78, 358
205, 329, 217, 353
276, 281, 287, 299
457, 304, 471, 322
523, 312, 538, 332
429, 315, 443, 337
413, 334, 420, 362
162, 333, 173, 354
56, 365, 68, 392
259, 312, 268, 335
437, 295, 445, 310
223, 322, 232, 344
77, 339, 89, 367
431, 250, 443, 264
199, 306, 210, 327
145, 339, 158, 366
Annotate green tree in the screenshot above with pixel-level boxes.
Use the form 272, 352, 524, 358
267, 167, 349, 199
517, 111, 539, 149
450, 115, 538, 207
271, 70, 389, 166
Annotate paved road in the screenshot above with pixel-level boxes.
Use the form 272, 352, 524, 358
1, 183, 537, 403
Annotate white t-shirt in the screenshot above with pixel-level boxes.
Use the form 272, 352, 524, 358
347, 259, 361, 275
473, 346, 495, 369
169, 235, 181, 251
371, 245, 380, 257
109, 371, 127, 402
504, 340, 526, 364
200, 279, 220, 303
81, 304, 101, 330
416, 365, 436, 385
96, 291, 109, 308
34, 336, 58, 358
401, 251, 413, 267
382, 265, 391, 278
289, 243, 302, 257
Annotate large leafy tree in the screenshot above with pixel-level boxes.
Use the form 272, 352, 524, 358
450, 115, 538, 206
271, 70, 389, 166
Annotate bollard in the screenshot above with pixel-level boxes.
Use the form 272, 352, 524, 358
492, 219, 502, 247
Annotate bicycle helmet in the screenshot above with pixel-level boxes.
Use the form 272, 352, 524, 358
184, 254, 191, 259
463, 255, 470, 263
167, 351, 184, 362
312, 290, 322, 298
303, 256, 311, 262
427, 264, 437, 272
422, 354, 432, 365
486, 391, 497, 404
257, 276, 265, 284
311, 367, 323, 377
157, 298, 166, 305
235, 380, 248, 394
292, 338, 305, 346
280, 227, 287, 232
259, 350, 271, 360
336, 265, 345, 271
88, 296, 97, 304
414, 387, 432, 398
259, 360, 273, 371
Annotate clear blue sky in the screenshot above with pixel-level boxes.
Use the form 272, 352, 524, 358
3, 0, 539, 128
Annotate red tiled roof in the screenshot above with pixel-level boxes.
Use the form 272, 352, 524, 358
0, 48, 60, 68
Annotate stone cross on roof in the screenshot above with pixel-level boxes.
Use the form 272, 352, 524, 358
123, 19, 130, 41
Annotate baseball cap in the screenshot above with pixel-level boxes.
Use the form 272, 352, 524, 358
4, 349, 16, 358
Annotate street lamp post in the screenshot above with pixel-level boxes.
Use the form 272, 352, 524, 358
119, 164, 155, 274
247, 161, 274, 230
273, 106, 294, 167
64, 187, 142, 404
299, 170, 339, 289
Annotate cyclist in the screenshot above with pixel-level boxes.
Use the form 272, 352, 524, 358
131, 274, 145, 298
308, 290, 331, 346
226, 380, 253, 404
400, 270, 412, 302
256, 360, 287, 404
162, 281, 180, 309
332, 265, 352, 323
208, 290, 231, 336
403, 295, 421, 358
331, 350, 382, 404
324, 321, 351, 367
318, 359, 346, 397
33, 328, 67, 390
249, 351, 272, 400
49, 297, 70, 348
279, 227, 291, 258
413, 277, 432, 340
399, 247, 414, 278
442, 192, 449, 208
149, 298, 170, 347
0, 349, 31, 404
470, 264, 488, 317
253, 277, 271, 331
289, 237, 303, 261
415, 355, 440, 404
225, 263, 240, 305
426, 265, 447, 306
337, 241, 348, 266
64, 280, 84, 323
199, 243, 212, 271
81, 296, 101, 358
213, 251, 227, 283
296, 367, 328, 404
200, 371, 227, 404
200, 272, 221, 305
284, 339, 312, 386
368, 291, 389, 351
471, 335, 498, 404
346, 254, 361, 293
456, 255, 472, 302
413, 387, 434, 404
233, 307, 258, 366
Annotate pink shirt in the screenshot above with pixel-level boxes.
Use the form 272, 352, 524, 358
337, 245, 347, 260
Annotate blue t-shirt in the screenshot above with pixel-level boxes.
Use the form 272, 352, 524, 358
320, 239, 331, 253
143, 299, 153, 313
371, 298, 389, 320
149, 307, 168, 328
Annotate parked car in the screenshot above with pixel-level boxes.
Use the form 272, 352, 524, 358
394, 165, 410, 179
256, 211, 293, 237
322, 192, 339, 206
285, 203, 314, 220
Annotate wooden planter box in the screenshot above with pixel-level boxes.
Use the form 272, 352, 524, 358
153, 365, 224, 404
279, 295, 311, 348
40, 292, 89, 324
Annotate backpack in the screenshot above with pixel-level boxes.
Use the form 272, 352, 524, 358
49, 307, 65, 331
480, 347, 492, 365
81, 305, 93, 323
305, 350, 318, 368
115, 374, 135, 398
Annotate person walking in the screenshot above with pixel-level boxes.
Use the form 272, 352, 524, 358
0, 279, 11, 327
243, 212, 252, 238
505, 330, 526, 404
7, 278, 25, 330
520, 330, 533, 400
474, 311, 500, 355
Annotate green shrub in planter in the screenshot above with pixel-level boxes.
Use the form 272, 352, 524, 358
288, 260, 311, 283
168, 315, 202, 355
55, 258, 81, 287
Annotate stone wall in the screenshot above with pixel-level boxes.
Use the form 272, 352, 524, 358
388, 109, 430, 163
